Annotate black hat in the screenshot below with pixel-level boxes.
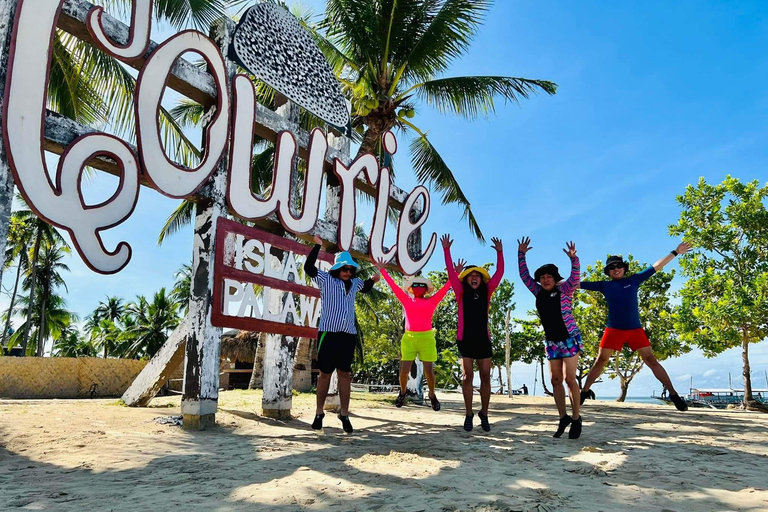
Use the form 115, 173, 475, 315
604, 256, 629, 275
534, 264, 563, 283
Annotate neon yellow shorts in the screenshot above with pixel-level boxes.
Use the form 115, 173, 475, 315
400, 330, 438, 362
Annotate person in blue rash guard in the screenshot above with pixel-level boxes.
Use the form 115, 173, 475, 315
578, 242, 692, 412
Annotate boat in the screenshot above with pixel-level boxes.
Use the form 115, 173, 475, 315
652, 387, 768, 409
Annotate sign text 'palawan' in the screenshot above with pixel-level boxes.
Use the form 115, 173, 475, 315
2, 0, 436, 276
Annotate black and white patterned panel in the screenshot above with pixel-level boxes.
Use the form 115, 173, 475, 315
231, 2, 350, 128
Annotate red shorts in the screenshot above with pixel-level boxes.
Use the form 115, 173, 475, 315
600, 328, 650, 351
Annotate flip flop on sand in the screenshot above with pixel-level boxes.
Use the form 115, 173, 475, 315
463, 414, 474, 432
568, 416, 583, 439
553, 414, 572, 438
337, 414, 353, 433
311, 413, 324, 430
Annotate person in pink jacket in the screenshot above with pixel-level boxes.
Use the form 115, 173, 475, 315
375, 260, 452, 411
441, 234, 504, 432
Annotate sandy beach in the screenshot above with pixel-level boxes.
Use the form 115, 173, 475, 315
1, 391, 767, 512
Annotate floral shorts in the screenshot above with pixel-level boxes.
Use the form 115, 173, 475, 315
545, 334, 583, 360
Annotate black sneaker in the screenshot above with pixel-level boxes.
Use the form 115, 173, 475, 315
429, 393, 441, 411
568, 416, 583, 439
395, 391, 406, 408
338, 414, 354, 433
670, 393, 689, 412
478, 411, 491, 432
553, 414, 572, 438
311, 413, 325, 430
580, 389, 595, 405
463, 414, 474, 432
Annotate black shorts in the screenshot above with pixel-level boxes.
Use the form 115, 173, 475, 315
317, 331, 357, 374
457, 336, 492, 360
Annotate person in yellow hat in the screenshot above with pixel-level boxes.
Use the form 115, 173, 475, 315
375, 260, 452, 411
441, 234, 504, 432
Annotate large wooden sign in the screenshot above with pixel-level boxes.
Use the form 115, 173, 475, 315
211, 218, 333, 339
2, 0, 437, 276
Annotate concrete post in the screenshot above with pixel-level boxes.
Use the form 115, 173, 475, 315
0, 0, 18, 286
181, 19, 234, 430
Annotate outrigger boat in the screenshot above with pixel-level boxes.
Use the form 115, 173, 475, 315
652, 387, 768, 409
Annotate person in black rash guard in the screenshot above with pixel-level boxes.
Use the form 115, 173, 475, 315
303, 236, 378, 433
518, 237, 584, 439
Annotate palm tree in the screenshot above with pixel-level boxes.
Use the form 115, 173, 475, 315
53, 325, 97, 358
8, 293, 78, 356
28, 240, 71, 356
1, 216, 33, 348
317, 0, 556, 239
89, 318, 124, 360
171, 263, 193, 315
125, 289, 181, 358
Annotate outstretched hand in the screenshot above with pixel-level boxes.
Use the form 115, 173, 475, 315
373, 257, 387, 271
517, 236, 532, 254
563, 241, 577, 258
676, 241, 692, 255
454, 258, 466, 275
440, 234, 453, 249
491, 237, 503, 252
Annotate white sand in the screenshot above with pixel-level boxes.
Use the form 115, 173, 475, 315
1, 391, 767, 512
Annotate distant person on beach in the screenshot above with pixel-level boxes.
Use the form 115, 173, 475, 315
442, 234, 505, 432
305, 236, 380, 433
578, 243, 692, 412
375, 260, 452, 412
521, 384, 529, 395
518, 236, 584, 439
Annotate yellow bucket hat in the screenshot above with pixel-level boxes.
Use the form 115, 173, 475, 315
459, 265, 491, 283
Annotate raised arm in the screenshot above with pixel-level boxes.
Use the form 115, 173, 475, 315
488, 237, 505, 292
303, 236, 322, 278
559, 241, 580, 294
428, 280, 452, 306
441, 234, 464, 296
653, 241, 692, 272
378, 267, 410, 304
517, 236, 540, 296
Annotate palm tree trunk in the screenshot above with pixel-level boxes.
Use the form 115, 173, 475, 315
356, 127, 381, 159
21, 229, 41, 356
35, 290, 47, 357
1, 249, 25, 347
617, 378, 629, 402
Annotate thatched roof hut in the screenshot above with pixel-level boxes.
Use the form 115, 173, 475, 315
220, 330, 259, 364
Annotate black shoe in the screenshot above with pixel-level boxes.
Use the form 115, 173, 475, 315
429, 394, 441, 411
670, 393, 689, 412
311, 413, 324, 430
580, 389, 595, 405
338, 414, 354, 433
553, 414, 572, 438
463, 414, 474, 432
395, 392, 406, 408
568, 416, 583, 439
478, 411, 491, 432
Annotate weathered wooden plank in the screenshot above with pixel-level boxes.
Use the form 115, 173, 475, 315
122, 316, 188, 407
55, 0, 408, 207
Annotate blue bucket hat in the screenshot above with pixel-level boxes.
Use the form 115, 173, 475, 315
330, 252, 360, 271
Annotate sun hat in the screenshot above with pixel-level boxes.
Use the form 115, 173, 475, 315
330, 252, 360, 271
534, 264, 563, 283
404, 275, 434, 294
458, 265, 491, 283
603, 255, 629, 275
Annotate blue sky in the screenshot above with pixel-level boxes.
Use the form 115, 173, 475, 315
4, 1, 768, 398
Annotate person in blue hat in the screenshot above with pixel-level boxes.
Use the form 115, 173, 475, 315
303, 236, 379, 433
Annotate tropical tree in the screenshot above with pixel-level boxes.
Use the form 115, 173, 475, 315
8, 293, 78, 356
29, 240, 72, 356
1, 216, 33, 348
54, 326, 97, 358
510, 316, 551, 395
171, 262, 193, 315
670, 176, 768, 409
574, 255, 687, 401
124, 289, 181, 358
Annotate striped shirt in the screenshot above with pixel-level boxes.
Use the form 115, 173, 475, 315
518, 252, 581, 339
314, 270, 364, 334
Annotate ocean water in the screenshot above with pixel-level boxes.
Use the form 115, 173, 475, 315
621, 396, 665, 404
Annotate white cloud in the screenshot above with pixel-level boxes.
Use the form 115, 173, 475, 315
675, 373, 692, 381
702, 369, 719, 378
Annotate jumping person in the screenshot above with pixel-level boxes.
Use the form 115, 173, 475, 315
304, 236, 379, 433
441, 234, 504, 432
518, 236, 584, 439
578, 242, 692, 411
375, 260, 452, 411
